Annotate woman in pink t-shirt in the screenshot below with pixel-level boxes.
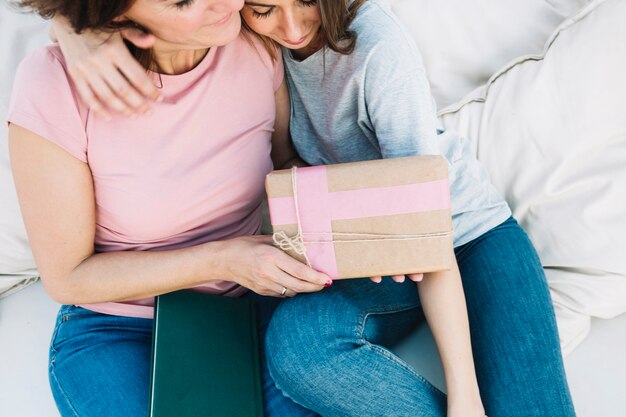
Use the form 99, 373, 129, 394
8, 1, 331, 416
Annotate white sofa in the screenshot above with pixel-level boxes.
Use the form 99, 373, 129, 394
2, 0, 625, 416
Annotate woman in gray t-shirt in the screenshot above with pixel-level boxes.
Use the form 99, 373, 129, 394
241, 1, 574, 417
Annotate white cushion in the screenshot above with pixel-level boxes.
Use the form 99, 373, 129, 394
438, 0, 626, 354
389, 0, 589, 109
0, 2, 49, 296
0, 282, 60, 416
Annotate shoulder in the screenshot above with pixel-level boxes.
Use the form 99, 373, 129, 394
16, 44, 70, 82
13, 44, 85, 113
9, 45, 89, 162
351, 0, 418, 51
351, 0, 427, 80
221, 33, 283, 91
223, 33, 281, 72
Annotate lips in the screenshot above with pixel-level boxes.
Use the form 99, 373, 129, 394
283, 34, 308, 46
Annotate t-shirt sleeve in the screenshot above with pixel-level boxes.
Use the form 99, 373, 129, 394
363, 17, 440, 158
7, 46, 89, 163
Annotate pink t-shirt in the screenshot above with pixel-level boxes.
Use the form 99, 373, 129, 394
8, 35, 283, 318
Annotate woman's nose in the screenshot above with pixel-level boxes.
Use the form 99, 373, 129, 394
281, 11, 306, 41
207, 0, 244, 14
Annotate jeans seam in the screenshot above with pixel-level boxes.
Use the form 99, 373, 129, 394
267, 366, 316, 414
49, 308, 65, 356
49, 360, 81, 417
355, 303, 443, 398
49, 306, 82, 417
355, 302, 420, 339
361, 340, 445, 398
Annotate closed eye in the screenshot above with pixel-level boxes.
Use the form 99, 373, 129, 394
174, 0, 194, 9
250, 7, 274, 19
246, 0, 317, 19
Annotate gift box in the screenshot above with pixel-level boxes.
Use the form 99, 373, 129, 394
265, 156, 453, 279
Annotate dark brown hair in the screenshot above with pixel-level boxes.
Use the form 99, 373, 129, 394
318, 0, 366, 55
17, 0, 154, 69
242, 0, 367, 60
18, 0, 132, 33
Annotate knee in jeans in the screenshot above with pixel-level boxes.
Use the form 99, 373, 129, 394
265, 300, 342, 391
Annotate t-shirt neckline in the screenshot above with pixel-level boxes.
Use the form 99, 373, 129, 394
148, 46, 218, 92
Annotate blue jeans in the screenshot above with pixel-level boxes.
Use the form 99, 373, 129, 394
48, 293, 316, 417
265, 217, 576, 417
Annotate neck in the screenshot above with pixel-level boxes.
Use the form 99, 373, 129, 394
291, 33, 325, 61
151, 48, 209, 75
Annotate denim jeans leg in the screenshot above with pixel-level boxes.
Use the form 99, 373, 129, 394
265, 278, 447, 417
245, 292, 320, 417
50, 298, 323, 417
48, 305, 153, 417
455, 217, 576, 417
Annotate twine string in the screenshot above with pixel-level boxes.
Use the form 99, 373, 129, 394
272, 167, 313, 267
271, 167, 452, 264
273, 230, 307, 254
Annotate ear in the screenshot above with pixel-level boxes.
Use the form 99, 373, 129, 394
111, 15, 157, 49
120, 26, 156, 49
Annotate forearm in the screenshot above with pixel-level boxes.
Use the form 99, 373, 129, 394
45, 240, 229, 305
417, 259, 480, 398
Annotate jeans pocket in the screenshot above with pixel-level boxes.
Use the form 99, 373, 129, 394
60, 305, 95, 322
51, 305, 95, 355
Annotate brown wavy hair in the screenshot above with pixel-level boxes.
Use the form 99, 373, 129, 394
242, 0, 367, 60
318, 0, 366, 54
18, 0, 132, 33
17, 0, 157, 69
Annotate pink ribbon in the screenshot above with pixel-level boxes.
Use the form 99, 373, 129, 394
269, 165, 451, 277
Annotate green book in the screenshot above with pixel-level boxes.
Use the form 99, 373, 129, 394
149, 290, 264, 417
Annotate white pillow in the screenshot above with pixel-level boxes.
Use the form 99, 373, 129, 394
0, 3, 50, 297
438, 0, 626, 355
389, 0, 589, 109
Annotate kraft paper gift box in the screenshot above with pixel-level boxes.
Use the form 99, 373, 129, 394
266, 155, 453, 279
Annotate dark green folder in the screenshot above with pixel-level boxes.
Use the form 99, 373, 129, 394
149, 290, 264, 417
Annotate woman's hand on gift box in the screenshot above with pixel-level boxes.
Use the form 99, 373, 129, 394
216, 235, 332, 297
370, 274, 424, 284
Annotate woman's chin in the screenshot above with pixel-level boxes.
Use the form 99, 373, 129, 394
197, 13, 242, 48
213, 15, 242, 46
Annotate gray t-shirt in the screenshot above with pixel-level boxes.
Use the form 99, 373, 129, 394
283, 0, 511, 247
